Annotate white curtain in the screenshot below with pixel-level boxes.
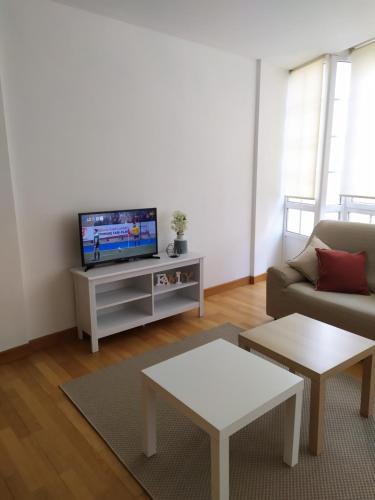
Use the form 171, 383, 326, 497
283, 59, 324, 198
342, 43, 375, 197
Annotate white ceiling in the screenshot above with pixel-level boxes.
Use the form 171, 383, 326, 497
53, 0, 375, 68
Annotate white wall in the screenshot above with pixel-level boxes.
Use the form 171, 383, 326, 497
0, 0, 255, 342
284, 234, 308, 261
0, 78, 28, 350
252, 61, 288, 275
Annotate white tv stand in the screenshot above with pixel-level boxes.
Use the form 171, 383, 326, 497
71, 252, 204, 352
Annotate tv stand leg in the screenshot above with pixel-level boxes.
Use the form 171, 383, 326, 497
199, 304, 204, 317
91, 333, 99, 353
199, 257, 204, 318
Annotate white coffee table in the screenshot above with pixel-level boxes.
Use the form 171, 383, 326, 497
141, 339, 304, 500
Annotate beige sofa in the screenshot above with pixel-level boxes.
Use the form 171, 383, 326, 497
267, 220, 375, 341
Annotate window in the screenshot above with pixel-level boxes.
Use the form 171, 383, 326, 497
342, 42, 375, 197
285, 197, 315, 236
283, 59, 325, 199
352, 197, 375, 205
342, 195, 375, 225
286, 208, 315, 235
326, 62, 351, 206
323, 212, 340, 221
348, 212, 371, 223
283, 47, 375, 247
286, 209, 300, 233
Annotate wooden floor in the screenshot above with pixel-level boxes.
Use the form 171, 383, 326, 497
0, 283, 272, 499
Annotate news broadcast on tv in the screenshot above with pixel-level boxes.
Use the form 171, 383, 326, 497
79, 208, 157, 266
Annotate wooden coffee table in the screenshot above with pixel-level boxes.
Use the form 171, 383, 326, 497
239, 313, 375, 456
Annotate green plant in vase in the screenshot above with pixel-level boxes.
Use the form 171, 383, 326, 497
171, 210, 188, 240
171, 211, 188, 254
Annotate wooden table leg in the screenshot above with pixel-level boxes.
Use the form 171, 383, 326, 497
309, 378, 326, 456
238, 337, 251, 352
360, 353, 375, 418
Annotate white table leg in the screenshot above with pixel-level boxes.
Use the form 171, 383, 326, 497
142, 377, 157, 457
210, 435, 229, 500
283, 388, 303, 467
90, 333, 99, 353
77, 326, 83, 340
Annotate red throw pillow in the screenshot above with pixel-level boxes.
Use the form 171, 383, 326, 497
315, 248, 370, 295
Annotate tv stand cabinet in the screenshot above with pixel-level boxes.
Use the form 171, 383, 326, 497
71, 252, 204, 352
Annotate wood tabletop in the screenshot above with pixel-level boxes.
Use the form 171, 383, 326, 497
239, 314, 375, 380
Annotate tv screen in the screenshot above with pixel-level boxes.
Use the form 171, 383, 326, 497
79, 208, 157, 267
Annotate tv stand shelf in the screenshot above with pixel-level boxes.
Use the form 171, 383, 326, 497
96, 288, 152, 310
71, 252, 204, 352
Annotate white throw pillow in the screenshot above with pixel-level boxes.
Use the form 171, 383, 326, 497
288, 236, 331, 284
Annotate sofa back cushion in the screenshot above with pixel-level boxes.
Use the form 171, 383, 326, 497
288, 236, 330, 284
308, 221, 375, 292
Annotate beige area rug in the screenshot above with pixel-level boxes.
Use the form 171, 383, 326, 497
61, 323, 375, 499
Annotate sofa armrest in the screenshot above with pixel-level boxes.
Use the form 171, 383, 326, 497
266, 264, 307, 319
267, 264, 306, 288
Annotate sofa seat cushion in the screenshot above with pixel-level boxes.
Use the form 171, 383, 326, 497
285, 282, 375, 341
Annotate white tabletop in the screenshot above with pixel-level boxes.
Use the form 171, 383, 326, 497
71, 251, 204, 279
142, 339, 303, 433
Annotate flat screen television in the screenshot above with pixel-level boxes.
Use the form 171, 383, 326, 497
78, 208, 158, 268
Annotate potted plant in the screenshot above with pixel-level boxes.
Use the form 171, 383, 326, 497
171, 210, 188, 254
